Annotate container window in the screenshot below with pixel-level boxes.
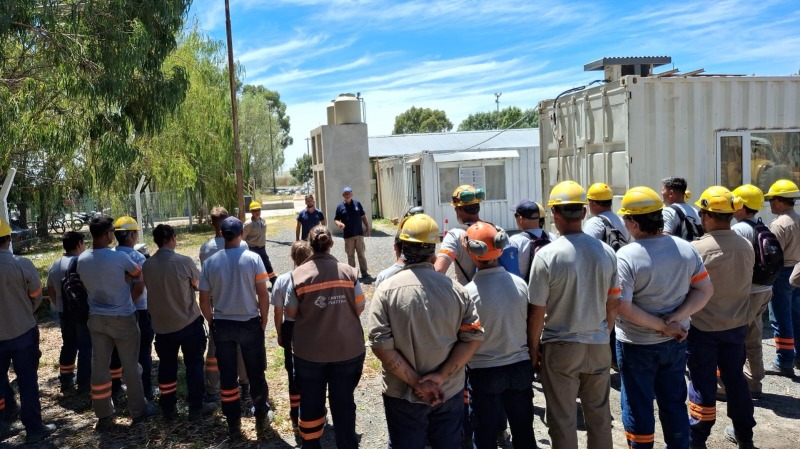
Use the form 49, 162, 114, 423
720, 136, 743, 190
750, 132, 800, 193
438, 163, 507, 203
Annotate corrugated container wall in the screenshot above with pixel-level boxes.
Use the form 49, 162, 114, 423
538, 76, 800, 213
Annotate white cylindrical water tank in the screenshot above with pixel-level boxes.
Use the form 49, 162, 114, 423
326, 100, 336, 125
334, 93, 362, 125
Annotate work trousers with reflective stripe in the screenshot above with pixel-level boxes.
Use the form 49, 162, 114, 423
687, 325, 755, 446
769, 267, 800, 369
58, 313, 92, 390
617, 339, 689, 449
88, 313, 147, 419
294, 352, 364, 449
541, 341, 613, 449
279, 320, 300, 422
248, 246, 277, 284
212, 318, 270, 425
0, 327, 43, 432
154, 316, 207, 413
205, 334, 250, 397
110, 347, 123, 394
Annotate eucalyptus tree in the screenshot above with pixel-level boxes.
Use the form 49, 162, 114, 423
139, 28, 240, 214
239, 85, 291, 193
0, 0, 191, 235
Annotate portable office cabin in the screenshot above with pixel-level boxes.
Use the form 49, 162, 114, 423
538, 65, 800, 216
369, 129, 542, 231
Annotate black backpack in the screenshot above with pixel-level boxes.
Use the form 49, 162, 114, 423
61, 258, 90, 323
670, 205, 704, 242
521, 231, 551, 283
743, 218, 784, 286
598, 215, 628, 252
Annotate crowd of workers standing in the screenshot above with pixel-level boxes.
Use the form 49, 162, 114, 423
1, 176, 800, 449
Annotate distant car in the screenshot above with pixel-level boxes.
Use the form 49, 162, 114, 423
10, 223, 35, 254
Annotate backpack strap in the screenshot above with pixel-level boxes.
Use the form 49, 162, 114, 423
669, 204, 689, 234
447, 224, 474, 282
68, 257, 79, 275
598, 215, 613, 241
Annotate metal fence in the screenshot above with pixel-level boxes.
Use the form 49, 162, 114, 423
61, 188, 199, 233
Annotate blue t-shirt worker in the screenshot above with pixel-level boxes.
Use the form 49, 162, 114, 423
333, 186, 371, 278
295, 194, 326, 241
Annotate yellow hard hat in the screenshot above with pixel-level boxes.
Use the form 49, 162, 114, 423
587, 183, 613, 201
399, 213, 441, 244
731, 184, 764, 211
547, 181, 587, 207
0, 219, 11, 238
249, 201, 262, 211
763, 179, 800, 199
451, 185, 485, 207
617, 186, 664, 215
114, 216, 140, 231
695, 186, 744, 214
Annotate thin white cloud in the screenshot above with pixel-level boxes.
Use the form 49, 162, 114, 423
248, 55, 374, 86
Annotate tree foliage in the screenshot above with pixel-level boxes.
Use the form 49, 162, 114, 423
457, 107, 539, 131
1, 0, 191, 234
138, 27, 238, 212
392, 107, 453, 134
290, 154, 313, 185
239, 86, 290, 193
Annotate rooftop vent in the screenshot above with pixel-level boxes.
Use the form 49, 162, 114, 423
585, 56, 672, 82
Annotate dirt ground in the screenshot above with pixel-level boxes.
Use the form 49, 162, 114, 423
5, 220, 800, 448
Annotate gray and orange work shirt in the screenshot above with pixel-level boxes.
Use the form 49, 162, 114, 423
286, 253, 365, 363
0, 249, 41, 341
368, 263, 484, 404
691, 230, 754, 332
142, 247, 202, 334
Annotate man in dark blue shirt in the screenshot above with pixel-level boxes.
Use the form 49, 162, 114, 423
295, 195, 326, 241
334, 187, 371, 278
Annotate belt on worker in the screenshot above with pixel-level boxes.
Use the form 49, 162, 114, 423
250, 245, 265, 249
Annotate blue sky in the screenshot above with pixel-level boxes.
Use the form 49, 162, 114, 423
188, 0, 800, 167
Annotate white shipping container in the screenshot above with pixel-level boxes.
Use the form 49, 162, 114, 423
537, 75, 800, 214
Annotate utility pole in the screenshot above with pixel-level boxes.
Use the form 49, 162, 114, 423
494, 92, 502, 129
225, 0, 245, 219
268, 104, 277, 194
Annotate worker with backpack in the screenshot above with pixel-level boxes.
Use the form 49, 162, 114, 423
584, 183, 630, 250
727, 184, 783, 397
501, 200, 556, 282
762, 179, 800, 378
661, 177, 704, 241
583, 182, 630, 369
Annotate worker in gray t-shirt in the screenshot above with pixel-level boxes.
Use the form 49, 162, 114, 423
463, 222, 536, 448
614, 186, 712, 449
528, 180, 620, 449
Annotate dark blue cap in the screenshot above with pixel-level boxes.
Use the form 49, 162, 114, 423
221, 216, 243, 237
